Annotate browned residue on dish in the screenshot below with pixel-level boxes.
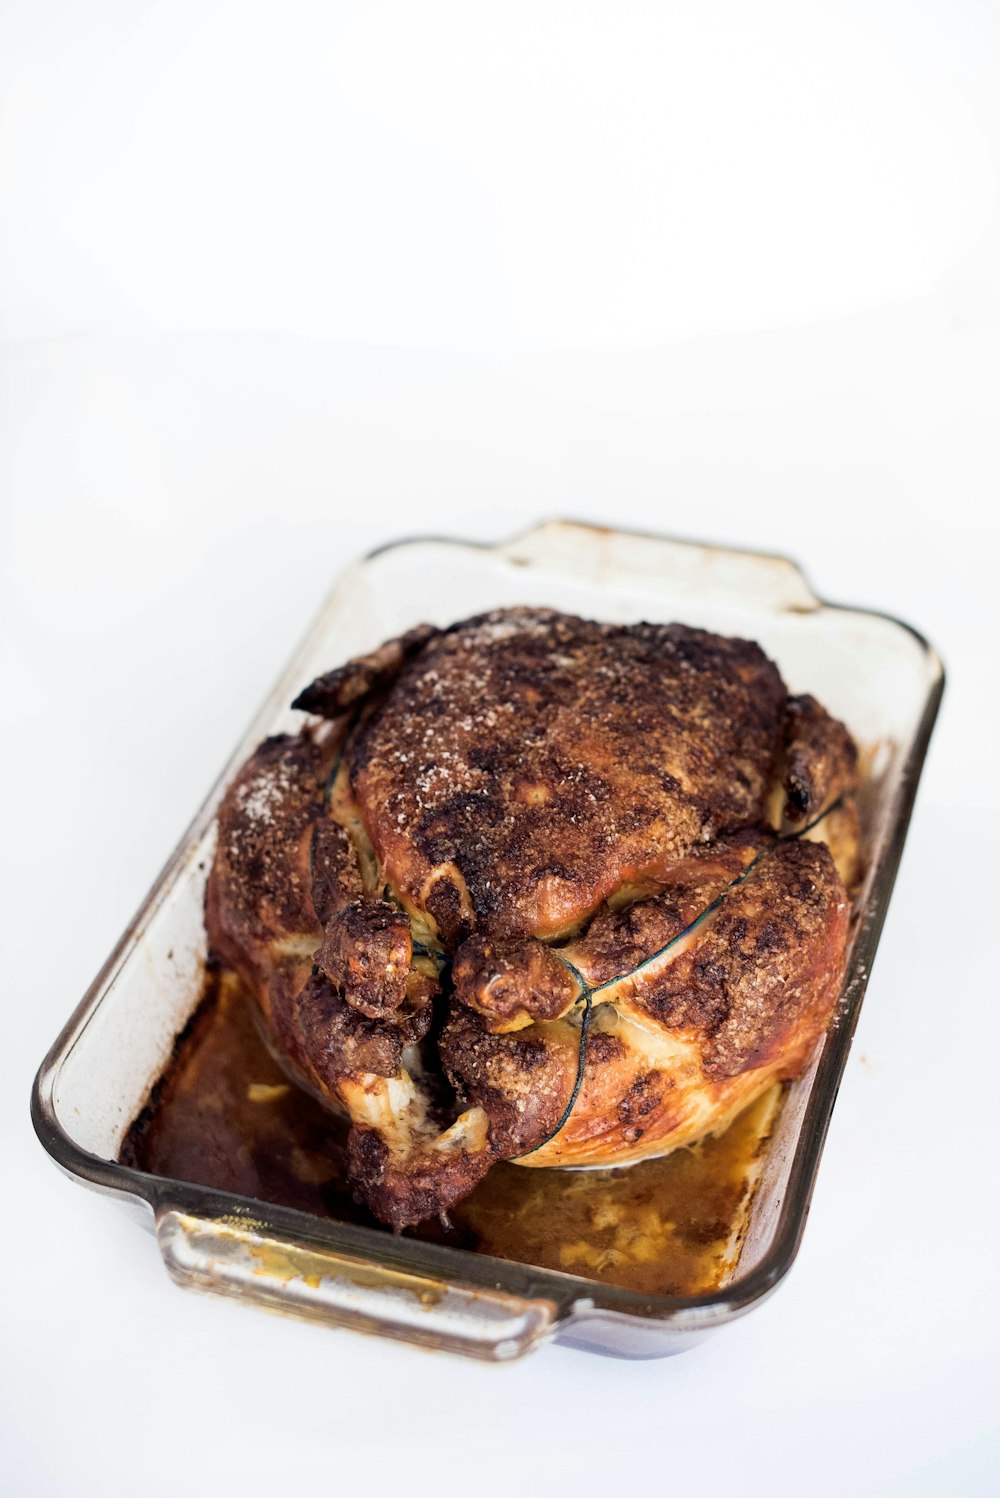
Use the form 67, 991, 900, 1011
122, 968, 783, 1298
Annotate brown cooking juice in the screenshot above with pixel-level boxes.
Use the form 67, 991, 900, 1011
122, 969, 783, 1297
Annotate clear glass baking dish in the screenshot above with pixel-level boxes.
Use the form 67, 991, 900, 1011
31, 521, 943, 1360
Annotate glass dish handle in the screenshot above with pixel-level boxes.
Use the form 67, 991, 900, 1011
156, 1206, 559, 1361
500, 520, 821, 613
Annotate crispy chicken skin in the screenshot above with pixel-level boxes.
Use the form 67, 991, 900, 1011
206, 607, 858, 1228
350, 611, 788, 943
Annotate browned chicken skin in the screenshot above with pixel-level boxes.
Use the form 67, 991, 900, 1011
206, 608, 858, 1229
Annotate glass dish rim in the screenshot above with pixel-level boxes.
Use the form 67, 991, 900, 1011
30, 521, 945, 1335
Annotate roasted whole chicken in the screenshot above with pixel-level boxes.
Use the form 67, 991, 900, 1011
207, 608, 859, 1229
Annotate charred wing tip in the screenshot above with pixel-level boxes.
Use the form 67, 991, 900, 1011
290, 685, 319, 713
291, 674, 345, 717
784, 773, 814, 818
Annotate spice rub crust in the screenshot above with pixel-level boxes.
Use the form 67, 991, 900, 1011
350, 608, 787, 943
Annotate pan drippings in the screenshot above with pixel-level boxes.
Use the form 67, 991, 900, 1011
122, 968, 783, 1298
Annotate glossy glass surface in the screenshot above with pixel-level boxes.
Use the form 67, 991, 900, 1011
31, 522, 944, 1359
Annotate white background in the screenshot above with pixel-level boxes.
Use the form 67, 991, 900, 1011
2, 3, 999, 1495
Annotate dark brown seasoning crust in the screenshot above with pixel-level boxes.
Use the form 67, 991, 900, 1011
295, 971, 433, 1086
451, 934, 581, 1030
350, 609, 787, 941
205, 731, 330, 979
310, 820, 365, 926
345, 1123, 497, 1230
439, 1007, 579, 1157
627, 838, 850, 1079
781, 693, 859, 823
291, 623, 436, 717
205, 604, 860, 1228
315, 898, 413, 1018
564, 833, 766, 987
